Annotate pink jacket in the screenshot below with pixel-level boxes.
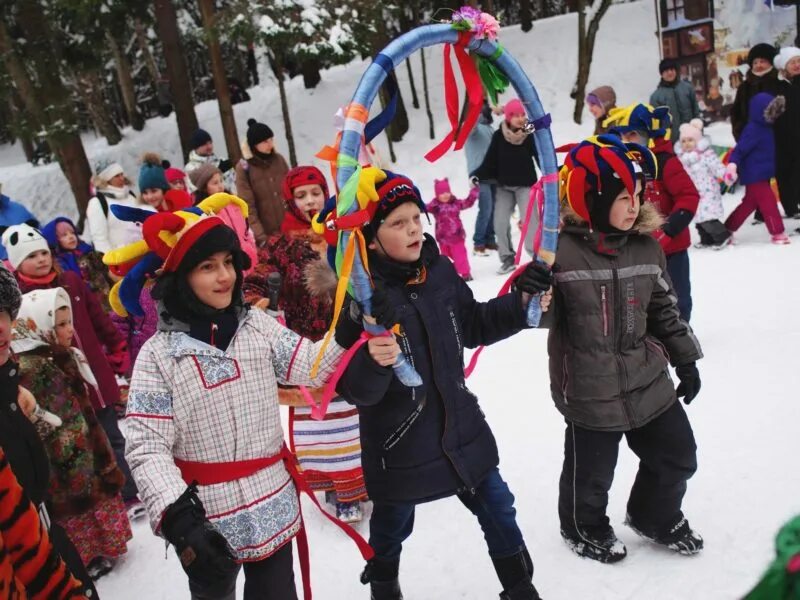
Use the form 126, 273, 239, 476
425, 187, 479, 244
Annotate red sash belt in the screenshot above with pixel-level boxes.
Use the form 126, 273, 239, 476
174, 444, 374, 600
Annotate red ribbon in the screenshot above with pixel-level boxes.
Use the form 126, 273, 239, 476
425, 31, 485, 163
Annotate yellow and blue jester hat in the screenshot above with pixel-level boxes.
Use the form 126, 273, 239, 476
603, 103, 672, 141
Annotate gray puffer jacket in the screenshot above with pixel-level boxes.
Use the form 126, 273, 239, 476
543, 202, 703, 431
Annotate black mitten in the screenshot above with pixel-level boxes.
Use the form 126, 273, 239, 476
218, 158, 233, 173
514, 262, 553, 295
161, 483, 238, 586
675, 363, 701, 405
368, 281, 400, 330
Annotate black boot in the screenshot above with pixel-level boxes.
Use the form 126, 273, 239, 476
625, 513, 703, 555
561, 524, 627, 563
361, 558, 403, 600
492, 548, 542, 600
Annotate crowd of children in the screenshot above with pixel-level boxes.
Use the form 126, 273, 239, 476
0, 40, 797, 600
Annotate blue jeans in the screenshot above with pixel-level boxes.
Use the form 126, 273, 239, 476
473, 182, 496, 247
369, 468, 525, 560
666, 250, 692, 323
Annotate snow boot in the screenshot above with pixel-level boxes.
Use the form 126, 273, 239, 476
561, 525, 627, 563
625, 514, 704, 556
474, 245, 489, 256
493, 548, 541, 600
497, 258, 516, 275
361, 558, 402, 600
771, 233, 791, 245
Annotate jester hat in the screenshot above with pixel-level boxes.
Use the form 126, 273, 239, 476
604, 103, 672, 140
558, 134, 657, 229
102, 193, 249, 317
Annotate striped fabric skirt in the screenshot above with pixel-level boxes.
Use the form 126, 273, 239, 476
289, 398, 367, 503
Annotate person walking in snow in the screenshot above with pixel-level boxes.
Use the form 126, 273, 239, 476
335, 167, 552, 600
185, 128, 236, 193
731, 44, 785, 142
235, 119, 290, 245
773, 46, 800, 222
723, 93, 791, 245
585, 85, 617, 135
472, 98, 540, 274
544, 136, 704, 564
123, 202, 368, 599
649, 59, 701, 142
464, 100, 497, 256
674, 119, 731, 248
425, 178, 478, 281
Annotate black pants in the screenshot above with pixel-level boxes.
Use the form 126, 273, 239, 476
189, 542, 297, 600
96, 406, 138, 502
776, 163, 800, 217
558, 401, 697, 538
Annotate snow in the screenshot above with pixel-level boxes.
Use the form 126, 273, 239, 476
2, 1, 797, 598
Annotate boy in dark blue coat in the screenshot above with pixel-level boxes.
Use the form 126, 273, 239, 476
336, 169, 552, 600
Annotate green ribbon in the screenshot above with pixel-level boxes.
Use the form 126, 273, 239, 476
333, 155, 362, 277
475, 45, 509, 105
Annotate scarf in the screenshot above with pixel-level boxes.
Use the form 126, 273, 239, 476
500, 120, 529, 146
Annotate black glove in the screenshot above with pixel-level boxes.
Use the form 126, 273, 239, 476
514, 262, 553, 295
161, 483, 238, 586
675, 363, 701, 405
369, 281, 400, 330
218, 158, 233, 173
334, 296, 364, 348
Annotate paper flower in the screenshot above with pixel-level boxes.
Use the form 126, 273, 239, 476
450, 6, 500, 40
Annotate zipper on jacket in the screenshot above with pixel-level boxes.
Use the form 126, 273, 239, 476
600, 285, 609, 337
561, 356, 569, 405
612, 265, 634, 428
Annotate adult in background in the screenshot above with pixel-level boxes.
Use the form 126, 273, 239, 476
730, 44, 784, 141
650, 59, 701, 142
185, 128, 236, 193
465, 101, 497, 257
773, 46, 800, 220
0, 183, 38, 262
586, 85, 617, 135
235, 118, 290, 245
85, 160, 147, 254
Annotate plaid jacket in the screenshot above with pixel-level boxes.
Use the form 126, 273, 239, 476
125, 308, 344, 561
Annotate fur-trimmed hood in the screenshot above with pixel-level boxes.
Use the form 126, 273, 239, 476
561, 199, 664, 235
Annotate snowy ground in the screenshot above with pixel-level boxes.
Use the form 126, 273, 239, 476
2, 1, 796, 598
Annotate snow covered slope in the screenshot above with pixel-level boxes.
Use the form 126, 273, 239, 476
2, 1, 792, 598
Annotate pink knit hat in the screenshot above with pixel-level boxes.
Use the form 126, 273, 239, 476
678, 118, 704, 142
434, 178, 451, 196
503, 98, 525, 122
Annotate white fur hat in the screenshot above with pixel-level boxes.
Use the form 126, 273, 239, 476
1, 224, 50, 270
775, 47, 800, 71
679, 118, 704, 142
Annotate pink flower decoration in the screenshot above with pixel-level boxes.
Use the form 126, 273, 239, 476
478, 14, 500, 40
456, 6, 482, 21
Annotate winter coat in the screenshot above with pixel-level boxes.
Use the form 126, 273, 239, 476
234, 142, 290, 244
674, 138, 727, 222
729, 93, 779, 185
543, 203, 703, 432
125, 306, 345, 561
0, 195, 37, 261
730, 69, 787, 141
644, 138, 700, 255
0, 360, 51, 507
185, 149, 236, 194
464, 119, 494, 175
649, 79, 701, 141
337, 237, 528, 503
0, 447, 87, 600
85, 185, 152, 254
110, 285, 158, 377
472, 122, 539, 188
16, 270, 124, 411
12, 339, 124, 519
425, 187, 479, 244
775, 75, 800, 172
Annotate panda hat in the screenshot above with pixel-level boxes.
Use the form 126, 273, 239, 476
1, 223, 50, 271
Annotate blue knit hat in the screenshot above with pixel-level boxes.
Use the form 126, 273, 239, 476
138, 153, 169, 192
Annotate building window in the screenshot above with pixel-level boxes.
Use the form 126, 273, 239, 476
660, 0, 685, 27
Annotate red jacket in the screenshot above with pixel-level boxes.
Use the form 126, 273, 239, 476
645, 138, 700, 255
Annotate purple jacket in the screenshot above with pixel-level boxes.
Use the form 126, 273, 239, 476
111, 285, 158, 377
730, 93, 777, 185
425, 187, 478, 244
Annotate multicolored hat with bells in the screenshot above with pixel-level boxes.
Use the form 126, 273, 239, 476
603, 103, 672, 140
102, 193, 248, 317
558, 134, 657, 230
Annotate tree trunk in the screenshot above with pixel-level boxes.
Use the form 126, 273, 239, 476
405, 58, 420, 109
572, 0, 613, 124
270, 57, 297, 168
520, 0, 534, 31
8, 94, 35, 162
483, 0, 495, 12
154, 0, 199, 160
135, 18, 162, 91
420, 47, 435, 140
107, 31, 145, 131
301, 57, 322, 89
199, 0, 241, 163
75, 70, 123, 145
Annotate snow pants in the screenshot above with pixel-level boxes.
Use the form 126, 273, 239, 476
439, 240, 471, 278
369, 467, 526, 562
666, 250, 692, 323
559, 401, 697, 539
189, 542, 296, 600
725, 180, 785, 235
494, 185, 535, 263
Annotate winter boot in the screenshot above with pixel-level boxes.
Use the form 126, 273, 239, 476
561, 525, 627, 563
361, 558, 402, 600
771, 233, 791, 245
474, 245, 489, 256
492, 548, 542, 600
625, 514, 704, 555
497, 257, 516, 275
335, 500, 363, 523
